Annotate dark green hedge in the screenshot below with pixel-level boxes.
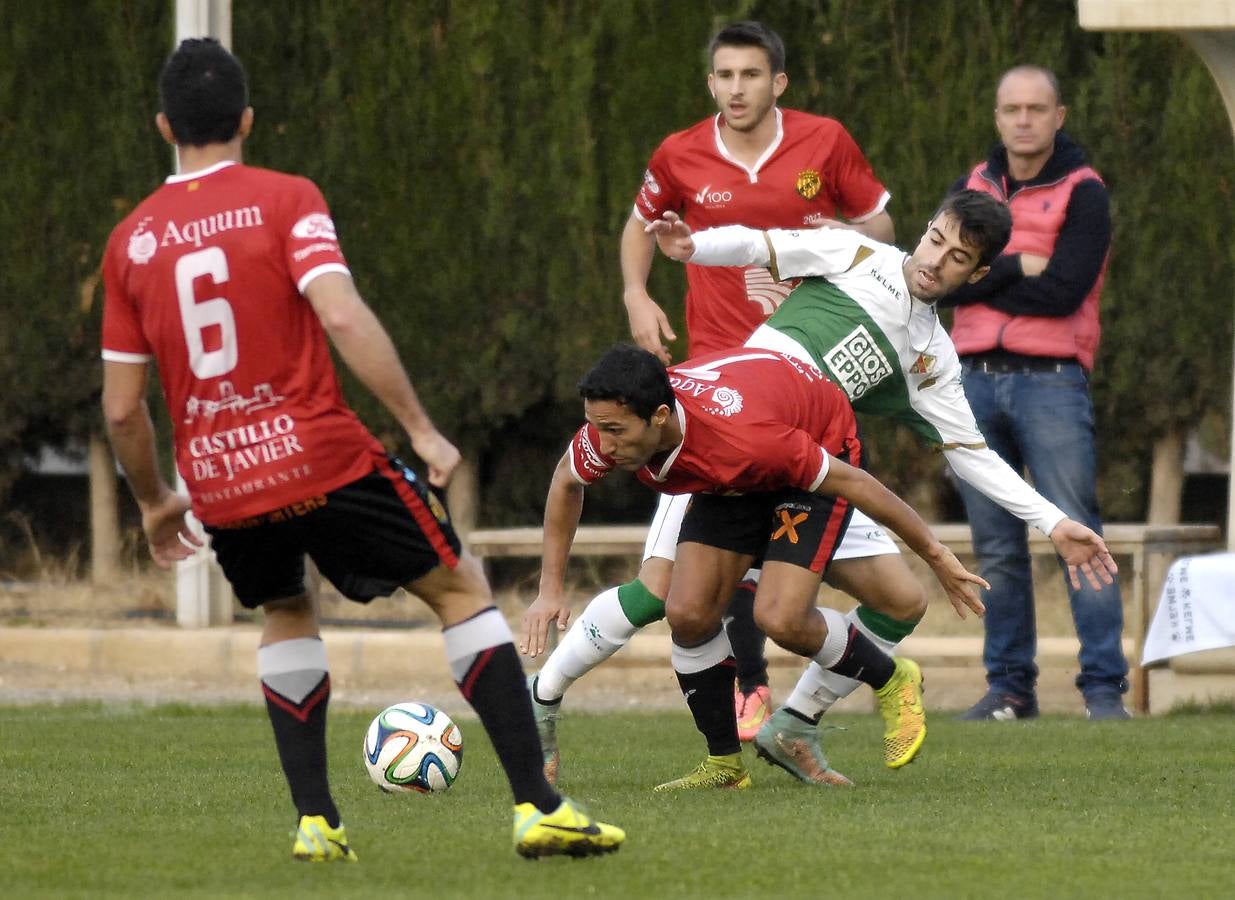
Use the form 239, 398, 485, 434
2, 0, 1231, 525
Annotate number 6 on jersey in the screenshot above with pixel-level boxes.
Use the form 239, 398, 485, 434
176, 246, 238, 379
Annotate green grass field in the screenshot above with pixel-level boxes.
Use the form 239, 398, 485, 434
2, 703, 1232, 899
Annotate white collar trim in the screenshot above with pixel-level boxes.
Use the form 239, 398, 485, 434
712, 108, 784, 182
648, 401, 687, 482
165, 159, 238, 184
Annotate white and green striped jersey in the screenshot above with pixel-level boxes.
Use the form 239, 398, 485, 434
689, 224, 1065, 534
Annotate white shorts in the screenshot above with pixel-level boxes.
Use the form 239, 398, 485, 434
641, 492, 899, 566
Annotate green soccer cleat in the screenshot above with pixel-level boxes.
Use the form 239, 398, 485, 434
753, 709, 853, 786
875, 657, 926, 768
513, 797, 625, 859
528, 674, 562, 786
652, 753, 752, 792
292, 814, 358, 863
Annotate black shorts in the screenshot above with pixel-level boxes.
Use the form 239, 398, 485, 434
678, 488, 853, 575
204, 456, 462, 608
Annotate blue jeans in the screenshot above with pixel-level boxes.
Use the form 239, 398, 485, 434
957, 361, 1128, 699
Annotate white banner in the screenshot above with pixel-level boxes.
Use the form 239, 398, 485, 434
1142, 552, 1235, 666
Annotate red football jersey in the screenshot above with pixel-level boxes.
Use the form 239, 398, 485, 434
102, 161, 387, 525
633, 108, 889, 356
568, 350, 859, 495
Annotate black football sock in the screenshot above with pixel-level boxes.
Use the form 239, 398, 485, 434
725, 578, 769, 694
829, 625, 897, 689
258, 638, 339, 828
675, 661, 742, 756
672, 628, 741, 757
445, 608, 560, 814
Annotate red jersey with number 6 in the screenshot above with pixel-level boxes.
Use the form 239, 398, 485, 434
632, 108, 888, 356
101, 161, 386, 525
568, 350, 860, 496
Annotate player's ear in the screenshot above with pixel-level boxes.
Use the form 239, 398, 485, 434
652, 404, 671, 427
967, 264, 992, 284
237, 106, 255, 139
707, 72, 716, 99
155, 112, 176, 146
772, 71, 788, 99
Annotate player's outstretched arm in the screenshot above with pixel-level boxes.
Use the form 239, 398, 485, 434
102, 360, 202, 567
818, 455, 989, 618
621, 212, 676, 364
644, 210, 697, 262
940, 443, 1117, 592
305, 272, 459, 486
1049, 518, 1118, 591
520, 452, 586, 658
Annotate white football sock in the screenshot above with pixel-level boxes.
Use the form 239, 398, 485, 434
534, 586, 638, 701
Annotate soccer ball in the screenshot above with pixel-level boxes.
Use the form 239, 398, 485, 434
363, 701, 463, 793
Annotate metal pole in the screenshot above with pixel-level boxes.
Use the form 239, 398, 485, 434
173, 0, 233, 627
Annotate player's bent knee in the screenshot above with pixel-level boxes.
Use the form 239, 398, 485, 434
880, 581, 927, 621
664, 598, 719, 644
259, 593, 319, 643
751, 591, 811, 639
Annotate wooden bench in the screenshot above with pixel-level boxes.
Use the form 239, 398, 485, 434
467, 522, 1223, 714
467, 524, 648, 560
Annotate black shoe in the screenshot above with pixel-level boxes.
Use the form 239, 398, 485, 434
957, 690, 1039, 721
1085, 690, 1131, 721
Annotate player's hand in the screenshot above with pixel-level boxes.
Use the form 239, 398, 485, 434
924, 543, 988, 619
141, 490, 202, 569
1048, 518, 1118, 591
1021, 253, 1049, 277
410, 428, 461, 488
624, 288, 676, 364
519, 592, 572, 658
645, 211, 696, 261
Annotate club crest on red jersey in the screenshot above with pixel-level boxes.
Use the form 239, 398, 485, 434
795, 169, 821, 200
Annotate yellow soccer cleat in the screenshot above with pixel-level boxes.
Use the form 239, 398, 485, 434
652, 753, 752, 792
513, 797, 625, 859
875, 657, 926, 768
292, 814, 359, 863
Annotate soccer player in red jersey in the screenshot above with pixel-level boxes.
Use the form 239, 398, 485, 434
101, 38, 622, 861
623, 25, 892, 363
523, 21, 894, 774
540, 345, 987, 788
